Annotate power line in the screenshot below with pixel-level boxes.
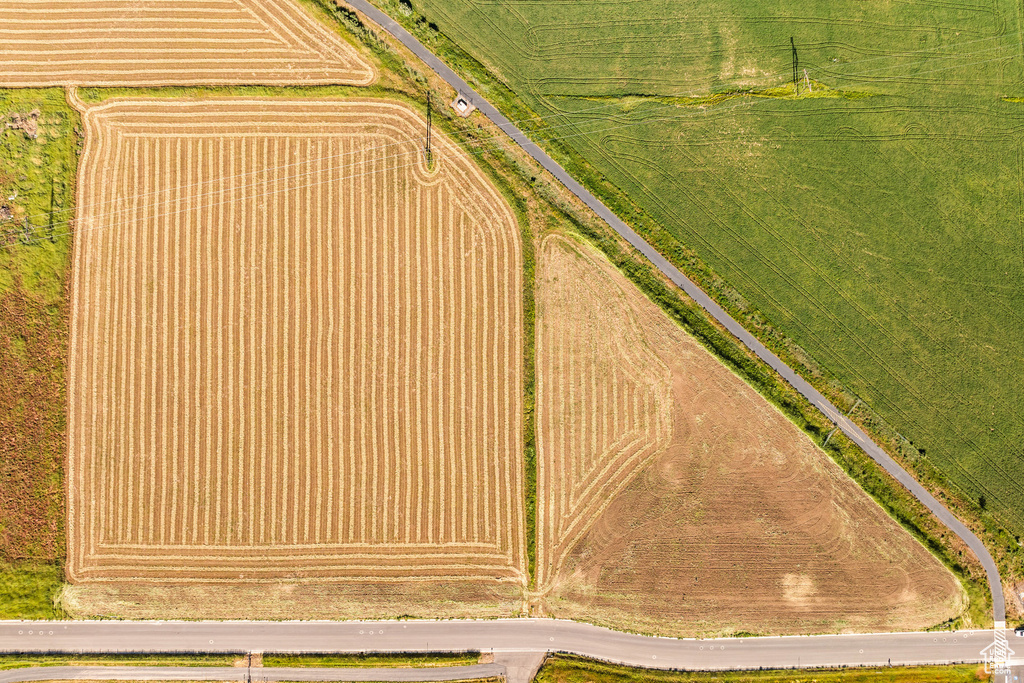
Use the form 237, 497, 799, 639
791, 37, 799, 94
21, 31, 1015, 228
8, 34, 1021, 245
425, 90, 432, 162
12, 94, 786, 248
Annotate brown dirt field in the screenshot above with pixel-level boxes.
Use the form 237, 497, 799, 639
67, 98, 524, 595
0, 0, 374, 86
534, 235, 966, 635
0, 277, 67, 562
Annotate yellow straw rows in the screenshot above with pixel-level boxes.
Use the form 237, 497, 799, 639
68, 98, 525, 583
535, 235, 673, 590
0, 0, 374, 86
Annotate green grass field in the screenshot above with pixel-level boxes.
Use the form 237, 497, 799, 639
395, 0, 1024, 546
536, 655, 988, 683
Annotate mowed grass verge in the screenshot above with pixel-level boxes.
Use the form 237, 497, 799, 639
0, 652, 477, 670
0, 87, 78, 619
536, 655, 989, 683
369, 0, 1024, 609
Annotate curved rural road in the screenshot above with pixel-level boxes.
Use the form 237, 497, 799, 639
338, 0, 1006, 623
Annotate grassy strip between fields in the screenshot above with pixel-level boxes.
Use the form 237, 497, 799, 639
360, 0, 999, 627
0, 652, 480, 670
536, 655, 989, 683
0, 86, 78, 620
519, 197, 539, 585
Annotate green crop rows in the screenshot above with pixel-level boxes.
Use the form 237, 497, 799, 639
399, 0, 1024, 542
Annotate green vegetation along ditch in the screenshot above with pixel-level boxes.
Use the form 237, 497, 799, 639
536, 655, 988, 683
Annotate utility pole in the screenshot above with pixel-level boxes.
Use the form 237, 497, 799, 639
425, 91, 432, 162
48, 177, 55, 243
791, 37, 799, 95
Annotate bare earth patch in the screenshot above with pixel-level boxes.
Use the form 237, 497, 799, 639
0, 0, 374, 86
65, 98, 524, 616
534, 235, 965, 635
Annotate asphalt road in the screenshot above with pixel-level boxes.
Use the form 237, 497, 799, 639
339, 0, 1006, 623
0, 619, 1015, 671
0, 664, 504, 683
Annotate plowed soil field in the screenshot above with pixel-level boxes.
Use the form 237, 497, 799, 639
535, 235, 965, 635
0, 0, 374, 86
67, 98, 525, 586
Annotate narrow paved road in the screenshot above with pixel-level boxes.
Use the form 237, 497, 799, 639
0, 620, 1012, 671
339, 0, 1006, 623
0, 664, 504, 683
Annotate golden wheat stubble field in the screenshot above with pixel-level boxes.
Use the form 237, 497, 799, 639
0, 0, 374, 86
66, 98, 525, 609
534, 235, 965, 635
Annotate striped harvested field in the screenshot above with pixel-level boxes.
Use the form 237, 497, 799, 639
67, 98, 525, 584
0, 0, 374, 86
535, 235, 964, 635
535, 238, 673, 589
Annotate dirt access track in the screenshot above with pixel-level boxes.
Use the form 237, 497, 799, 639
67, 98, 525, 589
0, 0, 374, 86
534, 235, 965, 635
